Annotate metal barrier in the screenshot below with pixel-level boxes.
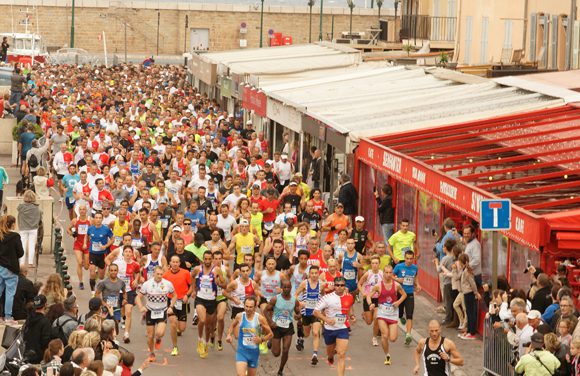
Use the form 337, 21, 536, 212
482, 317, 515, 376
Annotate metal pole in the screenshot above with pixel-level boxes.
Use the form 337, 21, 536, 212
156, 10, 160, 56
568, 0, 576, 70
259, 0, 265, 48
350, 8, 353, 34
124, 22, 127, 63
309, 3, 313, 43
491, 231, 498, 290
184, 15, 189, 53
319, 0, 324, 41
70, 0, 75, 48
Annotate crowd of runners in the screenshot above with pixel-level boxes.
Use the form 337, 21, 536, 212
4, 62, 468, 376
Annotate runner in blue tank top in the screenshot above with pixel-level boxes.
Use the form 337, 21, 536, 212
340, 239, 362, 294
265, 279, 301, 376
226, 296, 273, 376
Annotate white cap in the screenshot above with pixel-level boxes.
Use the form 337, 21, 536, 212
527, 310, 541, 320
134, 135, 140, 140
246, 120, 253, 125
239, 219, 250, 226
355, 216, 365, 222
281, 154, 288, 159
172, 225, 183, 232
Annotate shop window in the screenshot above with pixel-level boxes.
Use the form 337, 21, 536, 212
396, 182, 416, 232
510, 242, 540, 291
417, 192, 442, 299
375, 171, 390, 241
481, 232, 508, 286
359, 162, 377, 237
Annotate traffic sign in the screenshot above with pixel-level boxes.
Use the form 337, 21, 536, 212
480, 199, 511, 231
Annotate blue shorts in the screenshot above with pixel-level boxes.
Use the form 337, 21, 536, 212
236, 350, 259, 368
346, 280, 357, 293
323, 328, 350, 345
66, 197, 75, 210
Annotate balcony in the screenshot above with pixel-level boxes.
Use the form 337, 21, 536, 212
401, 15, 456, 47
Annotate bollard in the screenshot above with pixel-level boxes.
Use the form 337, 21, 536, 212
61, 265, 68, 275
63, 274, 70, 284
65, 284, 72, 293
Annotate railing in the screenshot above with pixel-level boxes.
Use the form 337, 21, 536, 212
401, 15, 456, 42
483, 317, 516, 376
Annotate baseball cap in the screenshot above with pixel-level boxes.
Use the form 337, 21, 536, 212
530, 332, 544, 349
281, 154, 288, 159
239, 219, 250, 226
246, 120, 253, 125
252, 184, 260, 189
336, 202, 344, 208
266, 177, 274, 183
527, 310, 542, 320
355, 216, 365, 222
172, 225, 183, 232
33, 294, 47, 309
88, 297, 102, 311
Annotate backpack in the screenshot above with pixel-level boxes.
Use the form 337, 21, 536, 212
51, 316, 78, 344
27, 153, 39, 169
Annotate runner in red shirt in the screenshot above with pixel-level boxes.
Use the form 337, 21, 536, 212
321, 258, 342, 294
67, 204, 91, 290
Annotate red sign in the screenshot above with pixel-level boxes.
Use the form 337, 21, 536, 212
356, 139, 546, 251
242, 87, 267, 118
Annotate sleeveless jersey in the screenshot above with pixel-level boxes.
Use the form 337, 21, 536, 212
291, 265, 308, 295
235, 233, 255, 265
231, 278, 255, 308
273, 294, 296, 329
196, 265, 218, 300
303, 280, 321, 316
260, 270, 281, 303
341, 251, 358, 282
323, 270, 341, 294
422, 336, 451, 376
364, 270, 383, 298
377, 280, 399, 322
73, 218, 91, 250
112, 219, 129, 248
143, 253, 163, 281
238, 312, 261, 353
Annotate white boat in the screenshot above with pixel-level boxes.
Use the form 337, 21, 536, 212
0, 32, 48, 65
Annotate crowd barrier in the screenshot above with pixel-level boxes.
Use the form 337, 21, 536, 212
482, 317, 515, 376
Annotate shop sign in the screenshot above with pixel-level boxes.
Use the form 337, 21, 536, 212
357, 139, 544, 251
267, 98, 302, 133
242, 87, 267, 117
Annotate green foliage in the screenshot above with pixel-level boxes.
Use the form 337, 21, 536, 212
439, 52, 449, 65
12, 120, 43, 141
403, 43, 413, 56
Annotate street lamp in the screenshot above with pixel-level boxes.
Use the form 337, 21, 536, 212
70, 0, 75, 48
377, 0, 383, 22
259, 0, 265, 48
308, 0, 315, 43
346, 0, 355, 35
318, 0, 324, 41
394, 0, 400, 19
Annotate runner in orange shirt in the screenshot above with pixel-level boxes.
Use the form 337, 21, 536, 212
163, 255, 193, 356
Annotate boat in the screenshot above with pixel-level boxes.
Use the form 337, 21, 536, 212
0, 32, 48, 65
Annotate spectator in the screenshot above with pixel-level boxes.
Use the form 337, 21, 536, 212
32, 166, 51, 199
462, 224, 482, 288
102, 353, 119, 376
528, 310, 543, 331
25, 139, 49, 178
41, 273, 68, 308
531, 273, 553, 313
3, 263, 37, 320
87, 360, 104, 376
457, 253, 480, 340
542, 285, 564, 326
570, 338, 580, 376
507, 312, 533, 356
336, 173, 357, 217
374, 184, 394, 242
41, 338, 64, 375
435, 238, 456, 325
23, 294, 52, 364
53, 295, 80, 344
9, 66, 27, 108
544, 333, 569, 376
63, 330, 88, 363
555, 296, 578, 334
17, 190, 42, 267
515, 332, 561, 376
0, 214, 24, 324
558, 318, 572, 348
59, 362, 81, 376
80, 297, 103, 323
18, 124, 36, 170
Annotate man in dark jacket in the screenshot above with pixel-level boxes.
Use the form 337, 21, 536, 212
531, 273, 553, 314
0, 226, 25, 323
23, 294, 51, 364
375, 184, 394, 241
337, 173, 358, 217
0, 264, 37, 320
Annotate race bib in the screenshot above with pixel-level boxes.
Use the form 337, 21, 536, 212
242, 335, 257, 348
160, 218, 169, 229
241, 246, 253, 254
378, 303, 395, 316
403, 276, 414, 286
114, 236, 122, 246
309, 220, 317, 229
275, 316, 290, 328
91, 242, 102, 253
106, 295, 119, 308
151, 309, 164, 319
305, 299, 317, 309
200, 286, 213, 297
78, 224, 88, 235
132, 239, 143, 248
175, 300, 183, 311
115, 199, 122, 207
344, 270, 356, 280
264, 222, 274, 231
335, 314, 347, 326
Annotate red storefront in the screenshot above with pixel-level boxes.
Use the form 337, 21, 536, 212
354, 105, 580, 300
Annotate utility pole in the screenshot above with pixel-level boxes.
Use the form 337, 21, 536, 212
308, 0, 315, 43
184, 15, 189, 52
124, 22, 127, 63
347, 0, 355, 35
259, 0, 265, 48
156, 10, 160, 56
319, 0, 324, 41
70, 0, 75, 48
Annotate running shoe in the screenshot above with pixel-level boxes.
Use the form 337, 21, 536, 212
123, 332, 130, 344
171, 347, 179, 356
311, 354, 318, 366
155, 338, 162, 350
197, 341, 204, 355
327, 356, 334, 365
296, 337, 304, 351
460, 333, 476, 340
217, 341, 224, 351
384, 354, 391, 365
400, 317, 407, 325
200, 343, 209, 359
208, 337, 215, 348
259, 341, 268, 354
372, 337, 379, 347
79, 282, 85, 290
405, 333, 412, 345
192, 315, 199, 326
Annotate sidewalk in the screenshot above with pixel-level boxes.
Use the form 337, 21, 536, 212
402, 293, 483, 376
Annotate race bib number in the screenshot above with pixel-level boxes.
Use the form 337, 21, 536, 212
175, 300, 183, 311
242, 335, 257, 348
403, 276, 414, 286
264, 222, 274, 231
106, 295, 119, 308
305, 299, 317, 309
200, 286, 213, 297
114, 236, 122, 246
335, 314, 347, 326
378, 303, 395, 316
344, 270, 356, 280
151, 309, 164, 319
131, 239, 143, 248
115, 199, 122, 208
309, 220, 317, 229
78, 224, 88, 235
91, 242, 102, 253
160, 218, 169, 229
241, 246, 253, 254
275, 316, 290, 328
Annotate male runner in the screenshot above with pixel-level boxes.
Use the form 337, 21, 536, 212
255, 256, 282, 354
95, 263, 126, 323
265, 279, 301, 376
224, 263, 260, 319
294, 265, 324, 364
367, 264, 407, 365
394, 250, 422, 345
113, 246, 141, 343
226, 296, 273, 376
163, 255, 193, 356
68, 203, 91, 290
413, 320, 464, 375
313, 276, 355, 376
86, 212, 114, 294
191, 250, 225, 359
136, 266, 177, 361
212, 250, 230, 351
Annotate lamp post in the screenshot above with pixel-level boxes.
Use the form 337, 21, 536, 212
377, 0, 383, 23
318, 0, 324, 41
346, 0, 355, 35
308, 0, 315, 43
394, 0, 400, 41
70, 0, 75, 48
259, 0, 265, 48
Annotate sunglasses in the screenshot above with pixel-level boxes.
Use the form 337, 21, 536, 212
334, 284, 346, 287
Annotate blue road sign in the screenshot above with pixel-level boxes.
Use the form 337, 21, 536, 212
480, 199, 511, 231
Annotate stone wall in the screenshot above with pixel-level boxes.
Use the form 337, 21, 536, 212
0, 1, 390, 54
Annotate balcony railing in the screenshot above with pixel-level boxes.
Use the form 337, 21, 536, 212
401, 15, 456, 42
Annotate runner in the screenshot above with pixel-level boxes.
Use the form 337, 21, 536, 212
61, 164, 80, 220
113, 246, 141, 343
413, 320, 464, 375
141, 242, 167, 281
163, 254, 193, 356
255, 256, 282, 353
191, 250, 226, 359
321, 258, 342, 294
68, 203, 91, 290
338, 238, 362, 297
224, 263, 260, 319
212, 250, 231, 351
394, 249, 422, 345
387, 218, 418, 264
294, 265, 324, 364
313, 276, 355, 376
358, 255, 383, 346
135, 266, 177, 361
228, 219, 260, 270
95, 263, 126, 324
86, 212, 114, 295
264, 279, 301, 376
226, 296, 273, 376
367, 264, 407, 365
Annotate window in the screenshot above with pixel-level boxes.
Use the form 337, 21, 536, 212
464, 16, 473, 64
503, 20, 513, 49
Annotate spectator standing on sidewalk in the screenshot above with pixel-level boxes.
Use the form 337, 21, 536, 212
374, 184, 394, 242
0, 215, 24, 323
435, 238, 456, 325
0, 164, 8, 209
457, 253, 480, 340
462, 225, 482, 288
17, 190, 42, 267
515, 332, 560, 376
337, 173, 357, 220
